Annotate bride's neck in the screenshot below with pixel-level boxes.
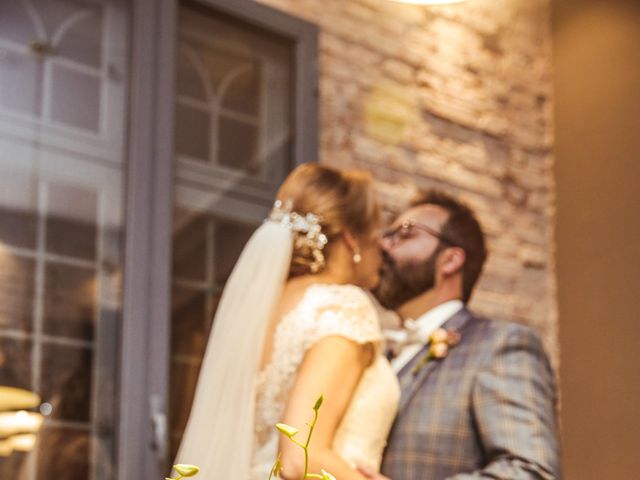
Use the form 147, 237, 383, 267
287, 270, 351, 289
287, 264, 354, 289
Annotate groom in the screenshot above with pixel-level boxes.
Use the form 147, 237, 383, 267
367, 190, 560, 479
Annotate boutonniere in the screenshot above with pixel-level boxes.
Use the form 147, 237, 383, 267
412, 328, 462, 376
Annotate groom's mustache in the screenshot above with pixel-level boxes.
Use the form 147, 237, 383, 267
379, 252, 414, 289
376, 247, 440, 310
378, 250, 397, 279
374, 251, 413, 308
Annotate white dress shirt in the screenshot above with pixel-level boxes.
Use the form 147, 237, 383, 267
390, 300, 464, 373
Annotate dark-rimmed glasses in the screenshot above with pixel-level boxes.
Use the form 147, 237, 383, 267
381, 220, 460, 248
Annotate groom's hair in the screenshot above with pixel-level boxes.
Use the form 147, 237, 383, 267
412, 190, 488, 303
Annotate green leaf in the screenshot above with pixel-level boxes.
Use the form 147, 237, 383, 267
268, 453, 282, 480
313, 394, 324, 411
273, 453, 282, 475
173, 464, 200, 477
275, 423, 299, 438
321, 469, 337, 480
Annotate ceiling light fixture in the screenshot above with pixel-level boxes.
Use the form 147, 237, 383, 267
388, 0, 470, 5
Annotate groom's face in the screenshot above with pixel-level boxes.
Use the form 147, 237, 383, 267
373, 205, 449, 310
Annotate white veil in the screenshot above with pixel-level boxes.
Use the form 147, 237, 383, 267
175, 220, 293, 478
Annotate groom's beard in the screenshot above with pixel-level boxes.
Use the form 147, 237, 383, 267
373, 249, 439, 310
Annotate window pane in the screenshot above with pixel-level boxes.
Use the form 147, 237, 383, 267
171, 286, 209, 357
0, 451, 27, 480
0, 255, 35, 332
172, 210, 208, 282
175, 103, 210, 162
169, 356, 200, 460
177, 46, 209, 102
176, 1, 293, 180
219, 59, 260, 115
46, 183, 98, 261
36, 427, 90, 480
50, 66, 101, 132
44, 263, 96, 340
40, 343, 93, 423
214, 220, 254, 285
0, 2, 37, 44
0, 50, 43, 115
0, 338, 32, 390
0, 172, 38, 249
56, 8, 103, 68
217, 116, 259, 173
35, 0, 94, 43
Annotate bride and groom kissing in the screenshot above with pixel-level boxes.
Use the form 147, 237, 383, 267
175, 164, 560, 480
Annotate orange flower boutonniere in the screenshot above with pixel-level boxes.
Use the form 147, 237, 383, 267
412, 328, 462, 376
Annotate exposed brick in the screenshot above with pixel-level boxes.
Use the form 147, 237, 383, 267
257, 0, 557, 364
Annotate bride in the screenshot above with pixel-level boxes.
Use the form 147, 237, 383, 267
176, 164, 400, 479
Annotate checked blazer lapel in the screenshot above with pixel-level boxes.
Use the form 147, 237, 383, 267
397, 308, 473, 415
397, 342, 438, 414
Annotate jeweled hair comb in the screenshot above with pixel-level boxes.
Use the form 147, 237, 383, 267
269, 199, 329, 273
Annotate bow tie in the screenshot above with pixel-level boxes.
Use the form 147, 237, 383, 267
383, 318, 428, 359
403, 318, 428, 344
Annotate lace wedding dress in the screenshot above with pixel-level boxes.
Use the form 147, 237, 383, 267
250, 284, 400, 479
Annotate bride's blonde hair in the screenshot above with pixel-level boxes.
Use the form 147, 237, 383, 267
276, 163, 379, 277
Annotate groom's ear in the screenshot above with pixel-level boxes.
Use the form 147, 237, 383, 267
440, 247, 466, 276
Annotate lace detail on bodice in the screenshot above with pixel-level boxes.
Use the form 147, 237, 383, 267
251, 284, 400, 478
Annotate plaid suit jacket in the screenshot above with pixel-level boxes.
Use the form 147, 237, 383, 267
381, 308, 560, 479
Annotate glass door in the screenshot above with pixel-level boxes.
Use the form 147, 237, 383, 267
169, 0, 294, 461
0, 1, 129, 479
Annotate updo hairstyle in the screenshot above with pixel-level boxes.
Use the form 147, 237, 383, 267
275, 163, 379, 277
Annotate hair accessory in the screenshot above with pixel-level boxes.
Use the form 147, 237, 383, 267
269, 199, 329, 273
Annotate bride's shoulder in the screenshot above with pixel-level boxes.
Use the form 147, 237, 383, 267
306, 283, 373, 307
300, 283, 382, 344
302, 284, 381, 325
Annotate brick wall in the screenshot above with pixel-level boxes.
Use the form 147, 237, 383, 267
257, 0, 558, 362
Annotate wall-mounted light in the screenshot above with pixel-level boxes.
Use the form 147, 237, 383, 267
388, 0, 470, 5
0, 386, 41, 411
0, 387, 44, 457
0, 410, 43, 437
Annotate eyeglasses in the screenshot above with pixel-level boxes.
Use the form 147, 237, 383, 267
381, 220, 460, 247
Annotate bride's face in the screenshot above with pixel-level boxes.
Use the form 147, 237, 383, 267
353, 228, 382, 290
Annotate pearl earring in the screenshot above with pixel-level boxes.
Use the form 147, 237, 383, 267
353, 249, 362, 264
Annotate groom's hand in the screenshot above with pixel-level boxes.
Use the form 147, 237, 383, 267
357, 465, 391, 480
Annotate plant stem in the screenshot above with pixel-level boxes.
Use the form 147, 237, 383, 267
302, 408, 319, 479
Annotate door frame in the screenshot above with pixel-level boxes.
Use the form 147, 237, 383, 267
118, 1, 318, 478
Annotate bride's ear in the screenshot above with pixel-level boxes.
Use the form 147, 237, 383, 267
342, 231, 363, 265
342, 231, 358, 253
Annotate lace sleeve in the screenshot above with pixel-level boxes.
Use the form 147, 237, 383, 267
302, 285, 383, 352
